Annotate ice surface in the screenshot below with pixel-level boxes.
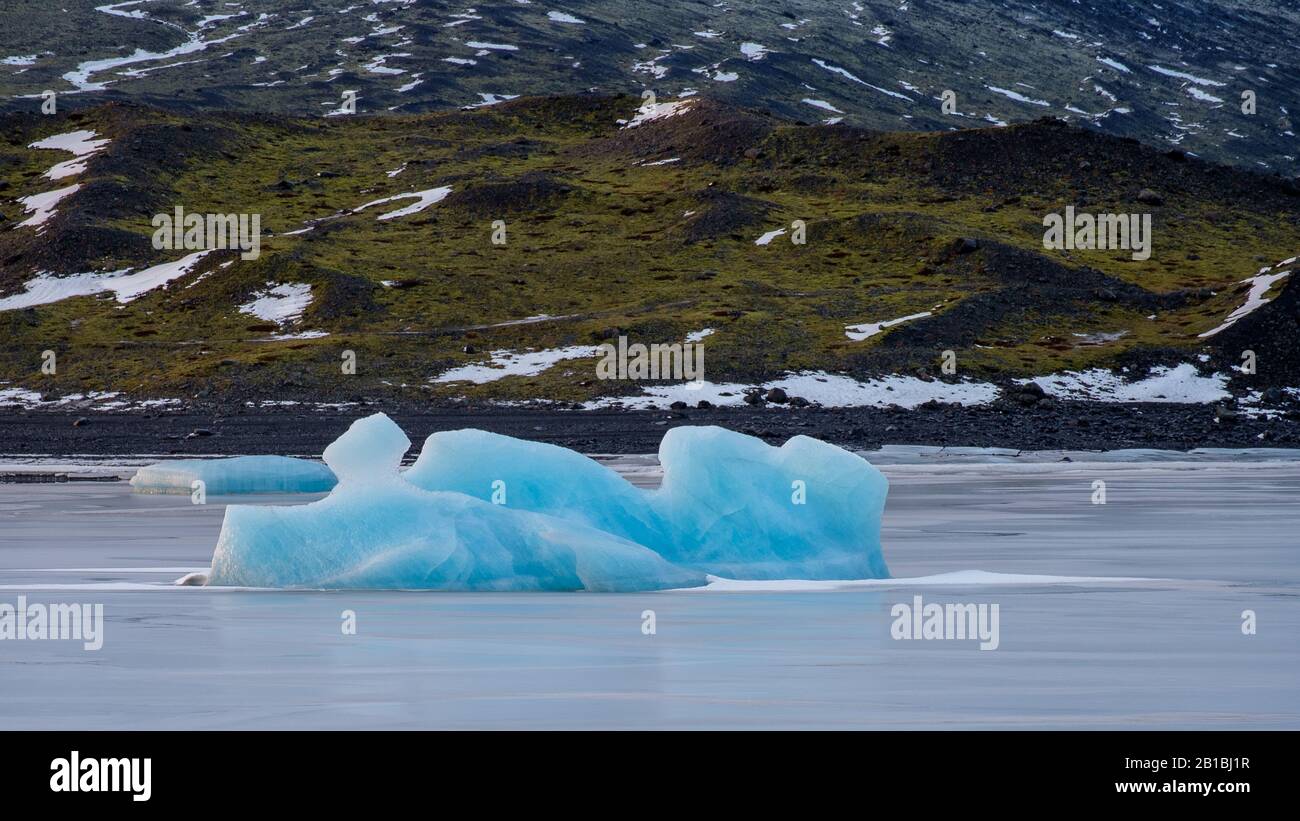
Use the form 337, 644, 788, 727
206, 414, 706, 591
407, 425, 890, 579
130, 456, 336, 495
7, 458, 1298, 729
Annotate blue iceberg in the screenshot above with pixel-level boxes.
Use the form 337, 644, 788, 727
200, 413, 889, 590
205, 414, 705, 591
130, 455, 336, 495
406, 429, 667, 552
406, 426, 890, 580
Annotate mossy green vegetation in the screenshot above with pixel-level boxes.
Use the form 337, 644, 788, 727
1, 97, 1296, 404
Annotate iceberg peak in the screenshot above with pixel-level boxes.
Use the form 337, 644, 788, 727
322, 412, 410, 483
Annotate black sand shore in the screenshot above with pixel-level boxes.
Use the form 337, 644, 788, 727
2, 400, 1296, 457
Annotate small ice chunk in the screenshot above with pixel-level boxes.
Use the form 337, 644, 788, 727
130, 456, 336, 495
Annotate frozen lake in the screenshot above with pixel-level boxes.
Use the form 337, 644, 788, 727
1, 451, 1297, 729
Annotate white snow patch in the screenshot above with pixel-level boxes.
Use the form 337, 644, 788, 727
28, 129, 110, 180
1197, 270, 1291, 338
432, 345, 599, 384
1185, 86, 1224, 103
480, 313, 576, 328
986, 85, 1050, 106
622, 99, 694, 128
801, 98, 843, 114
355, 186, 453, 220
1021, 364, 1230, 403
1148, 65, 1225, 87
16, 184, 81, 228
1096, 56, 1131, 73
62, 23, 250, 92
546, 11, 584, 24
845, 311, 932, 340
464, 92, 519, 108
239, 283, 313, 324
587, 372, 1000, 410
363, 53, 410, 74
267, 330, 329, 340
811, 59, 911, 101
94, 2, 150, 21
0, 251, 211, 311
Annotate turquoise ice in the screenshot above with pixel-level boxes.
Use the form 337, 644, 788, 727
130, 455, 336, 495
205, 414, 705, 591
203, 413, 889, 589
406, 425, 890, 580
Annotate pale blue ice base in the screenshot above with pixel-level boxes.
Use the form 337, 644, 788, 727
130, 455, 336, 495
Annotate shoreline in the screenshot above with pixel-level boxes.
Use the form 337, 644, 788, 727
2, 400, 1297, 457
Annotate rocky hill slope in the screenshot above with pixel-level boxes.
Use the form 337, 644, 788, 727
0, 95, 1297, 412
0, 0, 1297, 174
